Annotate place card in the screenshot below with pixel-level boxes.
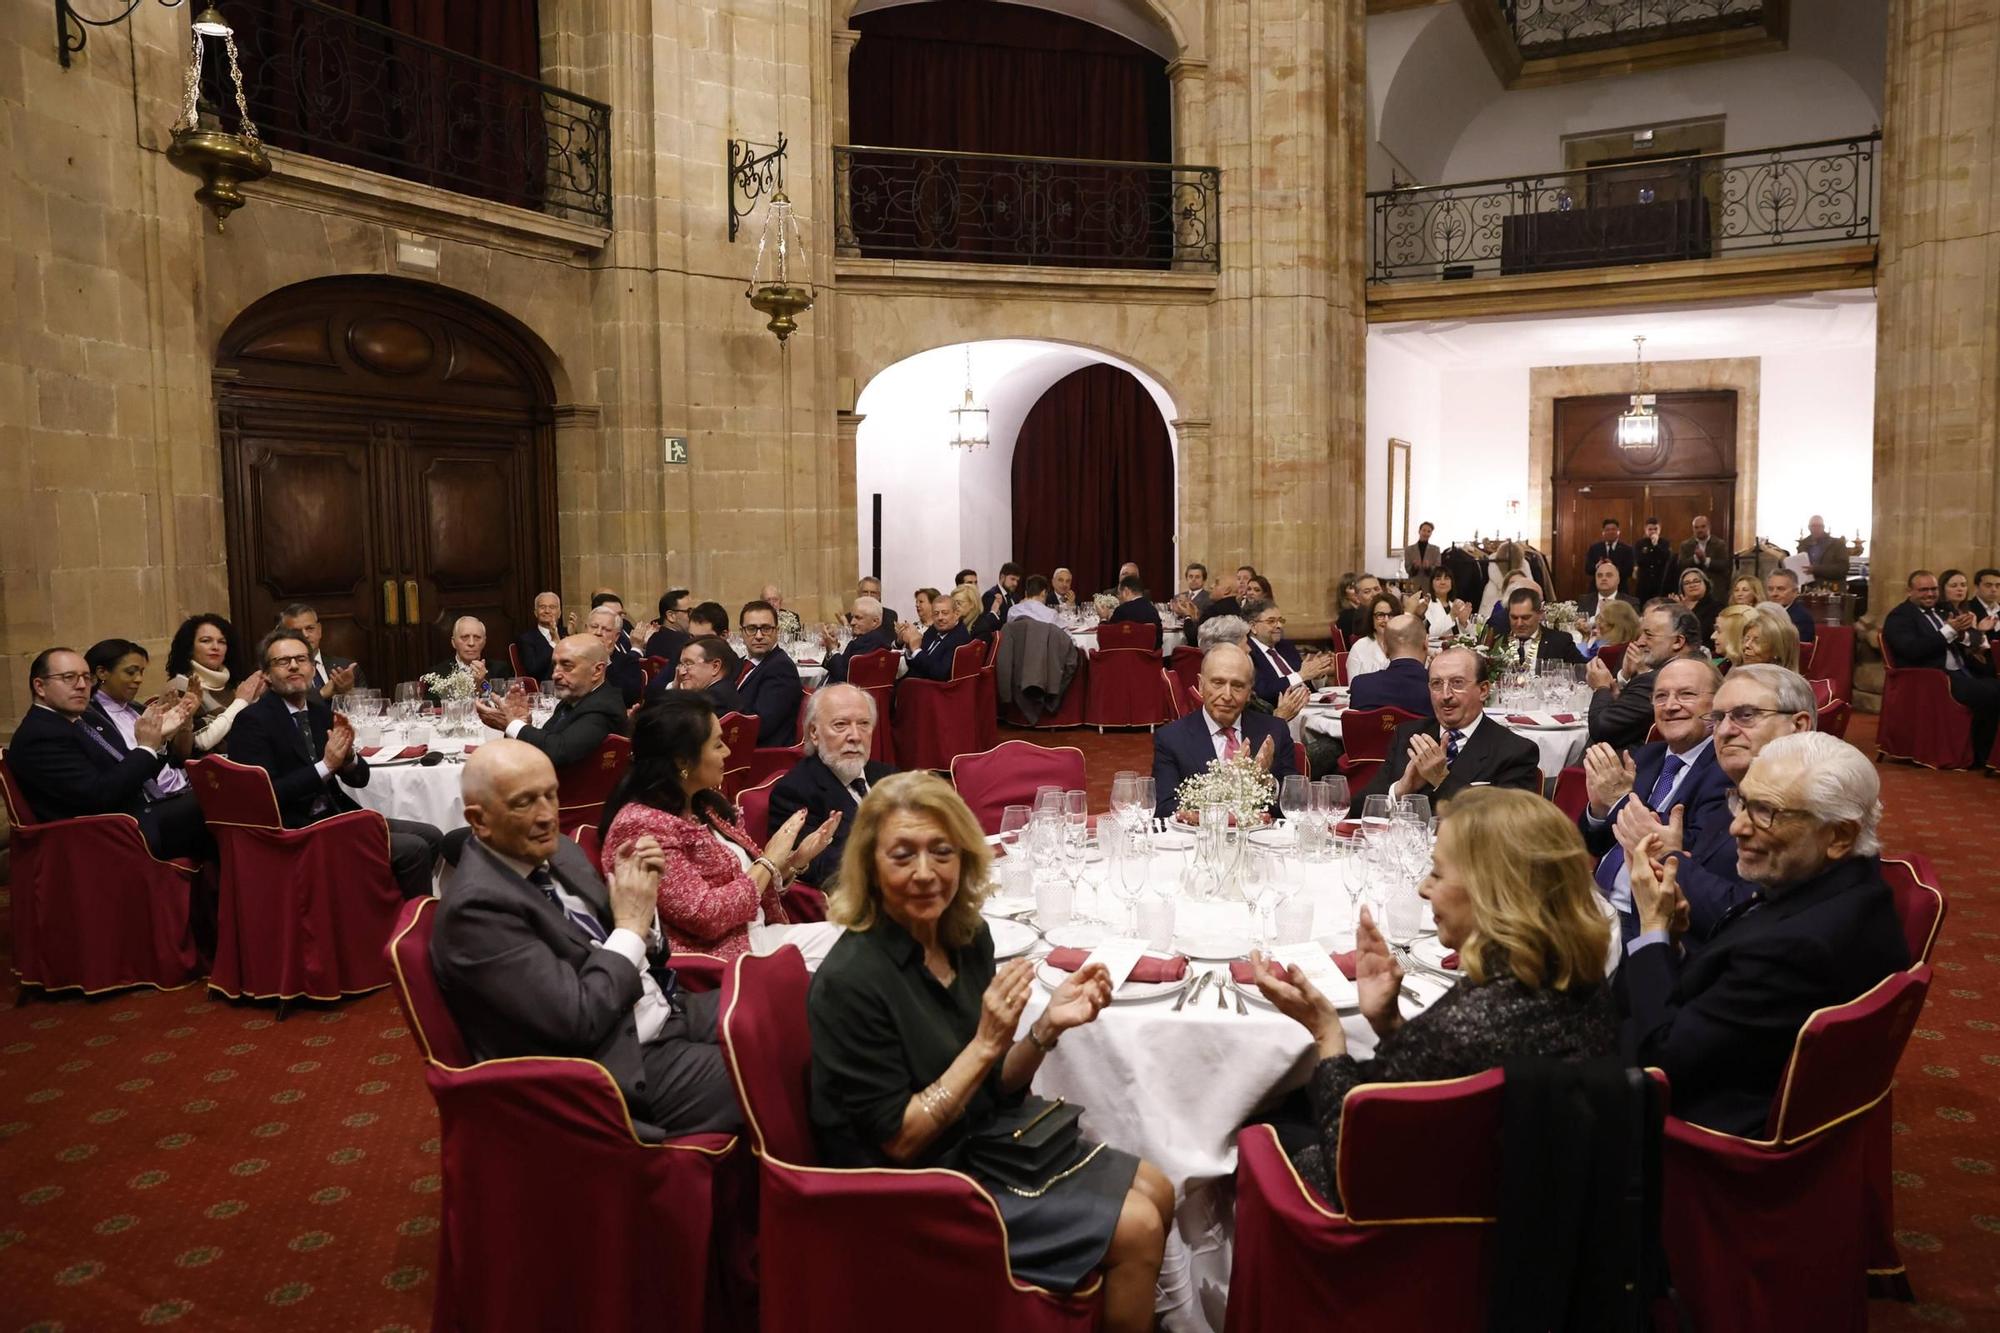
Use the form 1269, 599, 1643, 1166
1270, 940, 1345, 989
1080, 937, 1148, 992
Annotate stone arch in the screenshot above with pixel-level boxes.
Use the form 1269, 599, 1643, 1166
841, 0, 1189, 62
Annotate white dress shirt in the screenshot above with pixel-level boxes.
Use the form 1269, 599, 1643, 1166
94, 694, 184, 798
1251, 637, 1306, 690
1586, 736, 1713, 913
1392, 713, 1484, 798
1204, 709, 1248, 762
496, 847, 672, 1044
1346, 636, 1389, 680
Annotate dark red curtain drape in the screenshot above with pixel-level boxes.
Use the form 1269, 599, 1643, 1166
846, 1, 1172, 266
1010, 365, 1175, 596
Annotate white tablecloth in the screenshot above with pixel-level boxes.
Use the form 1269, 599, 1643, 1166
349, 756, 468, 830
1301, 707, 1586, 781
1071, 627, 1186, 655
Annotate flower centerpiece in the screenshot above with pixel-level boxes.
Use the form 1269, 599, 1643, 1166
420, 668, 477, 703
1444, 632, 1513, 679
1173, 753, 1277, 826
1542, 600, 1581, 634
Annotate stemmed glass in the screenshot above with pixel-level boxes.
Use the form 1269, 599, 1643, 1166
1107, 825, 1150, 936
997, 804, 1033, 859
1361, 794, 1394, 825
1279, 774, 1311, 832
1109, 773, 1142, 829
1241, 846, 1277, 949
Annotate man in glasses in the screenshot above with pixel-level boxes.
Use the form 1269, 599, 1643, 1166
820, 596, 896, 684
733, 599, 804, 745
1579, 657, 1731, 941
1242, 599, 1336, 707
1618, 732, 1908, 1137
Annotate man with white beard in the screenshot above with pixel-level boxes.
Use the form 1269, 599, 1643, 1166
764, 683, 897, 886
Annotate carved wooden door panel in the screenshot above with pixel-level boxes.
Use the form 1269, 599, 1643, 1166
216, 278, 556, 688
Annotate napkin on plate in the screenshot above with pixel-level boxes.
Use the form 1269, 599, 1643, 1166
362, 744, 428, 761
1551, 713, 1577, 725
1505, 714, 1540, 726
1044, 948, 1188, 983
1229, 950, 1356, 986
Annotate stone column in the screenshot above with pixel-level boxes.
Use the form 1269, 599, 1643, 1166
1871, 0, 2000, 604
1171, 418, 1214, 575
830, 410, 865, 619
1201, 0, 1368, 617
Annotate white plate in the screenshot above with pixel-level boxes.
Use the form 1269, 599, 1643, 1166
1175, 930, 1252, 961
1149, 830, 1196, 852
986, 917, 1039, 960
981, 894, 1037, 919
1246, 826, 1295, 848
1035, 960, 1190, 1004
1408, 936, 1463, 973
1042, 924, 1108, 950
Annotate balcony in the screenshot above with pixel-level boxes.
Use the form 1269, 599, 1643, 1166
208, 0, 610, 228
1500, 0, 1772, 59
833, 146, 1221, 274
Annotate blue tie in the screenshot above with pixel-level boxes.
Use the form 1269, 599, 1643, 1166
1444, 729, 1465, 763
1645, 754, 1686, 813
531, 865, 607, 943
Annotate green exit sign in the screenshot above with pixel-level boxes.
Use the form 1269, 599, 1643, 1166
663, 435, 689, 465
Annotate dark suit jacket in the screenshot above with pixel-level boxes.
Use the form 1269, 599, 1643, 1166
8, 703, 168, 826
1487, 626, 1586, 668
1346, 657, 1433, 721
1588, 666, 1660, 752
1356, 715, 1542, 813
1783, 599, 1817, 645
1150, 709, 1296, 818
605, 650, 646, 708
980, 585, 1018, 618
513, 628, 558, 682
1621, 855, 1909, 1136
227, 690, 369, 828
736, 649, 805, 745
766, 755, 897, 886
643, 626, 691, 666
313, 653, 365, 692
1247, 638, 1305, 706
515, 681, 629, 770
824, 625, 897, 684
1109, 598, 1162, 631
646, 670, 751, 716
1581, 740, 1733, 930
425, 658, 504, 702
1882, 599, 1961, 672
1633, 538, 1674, 602
431, 835, 677, 1140
1585, 540, 1636, 590
904, 625, 971, 683
1676, 538, 1729, 589
1576, 591, 1641, 620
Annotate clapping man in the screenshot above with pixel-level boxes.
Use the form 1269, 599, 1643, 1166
821, 596, 897, 684
230, 630, 441, 898
1586, 605, 1702, 752
475, 634, 629, 769
1353, 646, 1542, 812
650, 637, 749, 714
1243, 599, 1335, 707
1633, 517, 1674, 603
426, 616, 502, 702
513, 591, 563, 683
1882, 569, 2000, 763
1150, 644, 1296, 818
897, 588, 972, 682
1487, 587, 1586, 670
589, 605, 646, 708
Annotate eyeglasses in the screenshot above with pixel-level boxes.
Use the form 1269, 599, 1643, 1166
1725, 790, 1810, 831
36, 670, 89, 685
742, 623, 778, 635
268, 653, 312, 669
1701, 705, 1792, 728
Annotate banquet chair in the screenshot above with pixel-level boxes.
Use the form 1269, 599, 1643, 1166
1335, 707, 1422, 791
0, 751, 203, 995
1797, 639, 1818, 672
949, 740, 1087, 835
1550, 765, 1588, 822
385, 899, 740, 1333
738, 774, 779, 845
1331, 651, 1349, 687
747, 741, 805, 789
641, 655, 671, 687
188, 755, 401, 1007
1168, 645, 1204, 700
894, 642, 989, 770
717, 711, 760, 801
1662, 966, 1934, 1333
1325, 625, 1348, 655
557, 734, 632, 833
508, 643, 527, 677
1804, 624, 1854, 711
1874, 635, 1973, 768
1810, 677, 1852, 739
720, 947, 1101, 1332
846, 650, 901, 765
1161, 669, 1189, 720
1000, 642, 1089, 730
1592, 641, 1628, 673
1294, 741, 1310, 780
1084, 627, 1171, 731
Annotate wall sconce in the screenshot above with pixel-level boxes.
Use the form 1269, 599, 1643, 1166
729, 135, 788, 243
165, 6, 270, 230
54, 0, 219, 67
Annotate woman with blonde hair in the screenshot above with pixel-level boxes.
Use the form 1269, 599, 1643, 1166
1592, 598, 1641, 652
1250, 787, 1617, 1202
809, 773, 1178, 1331
1742, 603, 1801, 671
1712, 602, 1756, 668
1728, 574, 1763, 607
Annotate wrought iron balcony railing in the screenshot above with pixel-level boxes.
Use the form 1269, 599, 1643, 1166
1367, 134, 1878, 283
1500, 0, 1770, 58
834, 146, 1221, 272
205, 0, 611, 227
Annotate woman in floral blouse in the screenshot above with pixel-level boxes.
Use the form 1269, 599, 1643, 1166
599, 694, 839, 962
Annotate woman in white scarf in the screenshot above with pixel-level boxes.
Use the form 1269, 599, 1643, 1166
164, 613, 265, 753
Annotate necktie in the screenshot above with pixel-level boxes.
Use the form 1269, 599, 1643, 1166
312, 661, 326, 691
1645, 754, 1686, 812
1516, 638, 1529, 664
1223, 726, 1243, 760
1595, 752, 1689, 914
1445, 729, 1464, 763
531, 865, 607, 943
849, 778, 869, 801
292, 709, 317, 761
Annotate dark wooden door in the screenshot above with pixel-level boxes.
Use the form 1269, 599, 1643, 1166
1552, 390, 1736, 596
216, 278, 556, 686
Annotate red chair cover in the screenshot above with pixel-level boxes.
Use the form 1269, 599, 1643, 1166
1662, 966, 1933, 1333
1550, 765, 1587, 822
1095, 620, 1159, 651
673, 952, 728, 993
1084, 646, 1173, 730
780, 884, 828, 921
1879, 855, 1946, 964
1797, 639, 1818, 672
717, 712, 759, 801
1325, 625, 1348, 654
385, 900, 739, 1333
1161, 670, 1189, 720
568, 823, 602, 863
1807, 677, 1854, 738
1225, 1071, 1506, 1331
0, 752, 202, 994
1336, 707, 1423, 791
1168, 646, 1204, 700
949, 741, 1087, 835
1804, 624, 1854, 707
974, 666, 1000, 749
1875, 636, 1973, 769
558, 734, 632, 833
893, 644, 989, 771
640, 655, 670, 686
1331, 651, 1349, 687
1294, 741, 1310, 779
738, 775, 779, 845
747, 744, 804, 789
189, 756, 402, 1002
720, 948, 1101, 1331
508, 642, 527, 677
846, 650, 901, 765
1593, 641, 1629, 672
1001, 655, 1089, 730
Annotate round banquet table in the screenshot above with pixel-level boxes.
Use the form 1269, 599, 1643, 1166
345, 731, 486, 830
1300, 704, 1587, 782
1070, 627, 1185, 655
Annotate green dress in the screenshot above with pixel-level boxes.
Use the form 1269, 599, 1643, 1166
808, 914, 1138, 1291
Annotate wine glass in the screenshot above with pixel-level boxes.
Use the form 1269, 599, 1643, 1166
997, 804, 1033, 859
1241, 847, 1276, 949
1361, 794, 1394, 825
1109, 827, 1150, 936
1134, 777, 1156, 826
1279, 774, 1310, 835
1109, 773, 1140, 828
1393, 794, 1432, 826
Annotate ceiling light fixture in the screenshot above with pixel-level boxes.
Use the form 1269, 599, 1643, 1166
1617, 335, 1659, 450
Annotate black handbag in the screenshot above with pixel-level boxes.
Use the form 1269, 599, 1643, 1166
961, 1096, 1098, 1197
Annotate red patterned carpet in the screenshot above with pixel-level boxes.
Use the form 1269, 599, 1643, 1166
1, 715, 1994, 1331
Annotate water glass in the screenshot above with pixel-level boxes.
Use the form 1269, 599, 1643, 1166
1034, 879, 1074, 931
1137, 894, 1176, 952
1278, 774, 1310, 829
1109, 772, 1141, 827
1273, 892, 1315, 946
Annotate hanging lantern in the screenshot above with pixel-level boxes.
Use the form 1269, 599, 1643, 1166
745, 189, 814, 344
1616, 335, 1660, 449
949, 345, 989, 450
166, 6, 270, 230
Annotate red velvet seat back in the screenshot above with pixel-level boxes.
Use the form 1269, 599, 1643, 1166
1805, 623, 1853, 706
949, 741, 1087, 835
1168, 645, 1203, 698
846, 648, 900, 690
1325, 625, 1348, 654
720, 946, 818, 1163
1878, 855, 1946, 963
1337, 1069, 1506, 1222
1162, 670, 1188, 720
1332, 650, 1350, 686
1797, 638, 1817, 672
1096, 620, 1159, 651
951, 640, 987, 679
1764, 967, 1931, 1144
640, 655, 669, 685
1338, 707, 1421, 763
388, 898, 474, 1067
1876, 635, 1974, 768
848, 650, 901, 764
1551, 765, 1587, 822
1594, 641, 1629, 672
557, 733, 632, 830
738, 775, 780, 845
508, 643, 527, 677
1811, 677, 1834, 709
748, 743, 805, 789
187, 754, 285, 826
1084, 648, 1172, 728
717, 711, 759, 800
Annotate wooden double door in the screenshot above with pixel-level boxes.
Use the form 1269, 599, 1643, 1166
1552, 390, 1737, 596
216, 278, 557, 686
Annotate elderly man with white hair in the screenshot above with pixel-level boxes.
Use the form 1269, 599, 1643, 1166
1149, 643, 1296, 818
424, 615, 504, 702
1619, 731, 1910, 1136
764, 683, 894, 885
819, 595, 898, 684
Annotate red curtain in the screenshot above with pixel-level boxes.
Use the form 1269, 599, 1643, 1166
1010, 365, 1175, 596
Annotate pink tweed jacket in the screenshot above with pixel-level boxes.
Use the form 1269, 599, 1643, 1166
600, 803, 789, 962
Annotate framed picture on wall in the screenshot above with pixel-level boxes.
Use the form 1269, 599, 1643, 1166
1385, 438, 1412, 558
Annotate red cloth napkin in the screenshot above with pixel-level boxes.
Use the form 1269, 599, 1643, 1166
1441, 951, 1461, 969
1551, 713, 1577, 725
1044, 948, 1189, 983
1229, 950, 1357, 986
362, 744, 427, 761
1505, 714, 1540, 726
